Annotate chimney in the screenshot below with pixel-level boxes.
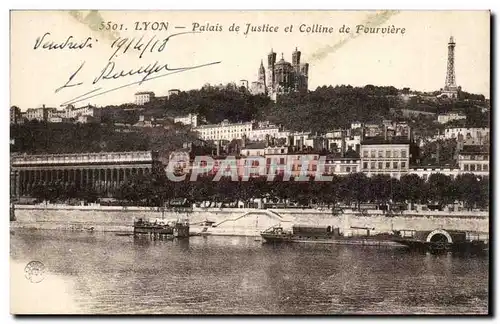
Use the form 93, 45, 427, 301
216, 140, 220, 157
384, 126, 387, 141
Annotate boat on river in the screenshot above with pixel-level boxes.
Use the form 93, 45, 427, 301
133, 218, 190, 238
390, 229, 489, 254
260, 225, 403, 247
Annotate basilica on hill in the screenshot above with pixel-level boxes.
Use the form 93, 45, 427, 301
250, 48, 309, 100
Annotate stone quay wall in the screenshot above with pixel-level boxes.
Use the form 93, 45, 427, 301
10, 204, 489, 236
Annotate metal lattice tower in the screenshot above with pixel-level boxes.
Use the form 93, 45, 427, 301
445, 36, 457, 89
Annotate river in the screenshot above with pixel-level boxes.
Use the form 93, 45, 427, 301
10, 229, 489, 315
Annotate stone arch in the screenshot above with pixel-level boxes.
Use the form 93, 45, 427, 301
426, 229, 453, 244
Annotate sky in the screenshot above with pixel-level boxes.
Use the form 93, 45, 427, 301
10, 10, 490, 110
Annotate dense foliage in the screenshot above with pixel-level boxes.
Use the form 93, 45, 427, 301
29, 172, 489, 211
10, 120, 200, 154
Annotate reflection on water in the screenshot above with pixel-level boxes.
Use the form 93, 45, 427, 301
10, 229, 489, 314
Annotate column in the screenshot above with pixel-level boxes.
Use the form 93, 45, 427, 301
104, 168, 108, 197
80, 168, 84, 189
15, 171, 20, 198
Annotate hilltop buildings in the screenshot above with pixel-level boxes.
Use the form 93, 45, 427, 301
251, 48, 309, 100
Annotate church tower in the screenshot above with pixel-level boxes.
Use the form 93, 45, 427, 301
258, 59, 266, 85
292, 47, 301, 68
267, 49, 277, 94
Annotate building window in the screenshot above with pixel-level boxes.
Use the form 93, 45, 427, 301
378, 162, 383, 169
370, 162, 375, 169
385, 162, 390, 169
386, 150, 391, 158
352, 167, 357, 172
423, 174, 428, 181
346, 167, 351, 172
470, 164, 476, 171
464, 164, 469, 171
378, 150, 384, 158
363, 162, 368, 169
370, 150, 376, 158
267, 158, 271, 165
401, 162, 406, 169
483, 164, 489, 171
363, 150, 369, 158
393, 162, 398, 169
280, 158, 285, 164
393, 150, 399, 158
477, 164, 482, 171
401, 150, 407, 158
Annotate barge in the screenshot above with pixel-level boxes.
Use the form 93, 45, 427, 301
260, 225, 404, 247
133, 218, 190, 238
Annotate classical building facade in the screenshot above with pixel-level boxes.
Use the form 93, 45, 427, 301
458, 145, 489, 176
250, 48, 309, 99
10, 151, 161, 198
193, 120, 253, 141
360, 138, 413, 179
135, 91, 155, 105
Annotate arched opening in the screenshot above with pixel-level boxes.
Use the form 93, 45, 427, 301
429, 233, 449, 243
327, 226, 332, 233
426, 229, 453, 244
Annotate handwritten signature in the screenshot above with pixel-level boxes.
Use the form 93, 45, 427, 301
55, 32, 221, 106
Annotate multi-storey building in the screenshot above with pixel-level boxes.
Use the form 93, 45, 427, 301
323, 151, 361, 176
135, 91, 155, 105
360, 137, 414, 179
458, 145, 489, 176
174, 113, 200, 128
248, 122, 282, 141
437, 112, 466, 124
443, 127, 489, 143
25, 106, 57, 122
10, 106, 22, 124
193, 120, 253, 142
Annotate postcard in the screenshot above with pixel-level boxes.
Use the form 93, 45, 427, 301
10, 10, 490, 315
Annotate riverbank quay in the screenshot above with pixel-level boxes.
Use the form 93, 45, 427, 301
10, 204, 489, 237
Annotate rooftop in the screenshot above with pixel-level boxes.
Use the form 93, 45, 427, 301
361, 136, 412, 145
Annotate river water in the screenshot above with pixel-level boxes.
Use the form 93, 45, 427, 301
10, 229, 489, 315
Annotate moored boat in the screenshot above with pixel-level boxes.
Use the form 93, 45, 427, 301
260, 225, 403, 247
133, 218, 190, 238
390, 229, 489, 254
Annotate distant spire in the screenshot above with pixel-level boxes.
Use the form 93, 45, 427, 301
449, 36, 455, 44
281, 53, 284, 60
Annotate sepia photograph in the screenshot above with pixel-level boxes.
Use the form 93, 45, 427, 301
9, 9, 490, 315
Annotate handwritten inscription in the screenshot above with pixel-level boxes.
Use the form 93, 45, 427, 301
51, 31, 221, 105
34, 32, 94, 50
30, 19, 406, 106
